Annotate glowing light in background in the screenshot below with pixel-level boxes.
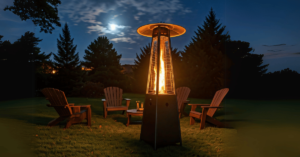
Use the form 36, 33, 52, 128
110, 24, 116, 30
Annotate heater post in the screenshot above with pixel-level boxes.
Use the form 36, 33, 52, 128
138, 23, 185, 150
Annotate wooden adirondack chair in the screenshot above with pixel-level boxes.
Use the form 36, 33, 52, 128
176, 87, 191, 118
189, 88, 229, 130
102, 87, 131, 118
41, 88, 91, 129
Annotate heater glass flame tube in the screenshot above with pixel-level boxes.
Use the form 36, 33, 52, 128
146, 27, 175, 95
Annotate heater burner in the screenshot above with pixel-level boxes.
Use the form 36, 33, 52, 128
137, 23, 186, 150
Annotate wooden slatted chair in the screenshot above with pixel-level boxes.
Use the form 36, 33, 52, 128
189, 88, 229, 130
176, 87, 191, 118
102, 87, 131, 118
41, 88, 91, 129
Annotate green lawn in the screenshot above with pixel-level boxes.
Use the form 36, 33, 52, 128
0, 94, 299, 157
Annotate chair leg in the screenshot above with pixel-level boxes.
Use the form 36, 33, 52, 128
86, 107, 91, 126
190, 116, 195, 125
200, 109, 208, 130
48, 116, 66, 127
179, 113, 182, 119
65, 118, 75, 129
104, 110, 107, 119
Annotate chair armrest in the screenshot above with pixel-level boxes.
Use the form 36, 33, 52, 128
123, 98, 131, 108
102, 99, 106, 102
70, 106, 81, 113
184, 100, 190, 104
201, 106, 223, 109
69, 103, 75, 106
188, 104, 210, 106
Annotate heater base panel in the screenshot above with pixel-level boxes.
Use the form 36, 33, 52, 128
140, 94, 182, 149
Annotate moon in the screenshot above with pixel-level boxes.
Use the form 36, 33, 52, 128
110, 24, 116, 30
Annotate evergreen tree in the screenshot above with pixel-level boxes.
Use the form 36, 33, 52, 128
132, 43, 151, 93
53, 23, 83, 96
225, 40, 269, 98
82, 36, 126, 89
0, 36, 12, 63
171, 49, 184, 88
182, 8, 230, 98
0, 32, 44, 99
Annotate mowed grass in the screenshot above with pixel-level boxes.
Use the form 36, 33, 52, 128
0, 94, 299, 157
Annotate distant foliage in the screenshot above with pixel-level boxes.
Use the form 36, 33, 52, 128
80, 81, 104, 98
0, 32, 46, 100
225, 40, 269, 99
4, 0, 61, 33
262, 68, 300, 99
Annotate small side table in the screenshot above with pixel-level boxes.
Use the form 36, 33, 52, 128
126, 109, 143, 126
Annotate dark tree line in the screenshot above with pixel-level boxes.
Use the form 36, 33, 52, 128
0, 23, 129, 100
0, 32, 51, 101
1, 6, 298, 100
132, 8, 299, 99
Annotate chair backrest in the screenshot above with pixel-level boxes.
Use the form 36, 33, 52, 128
41, 88, 72, 117
207, 88, 229, 117
104, 87, 123, 107
176, 87, 191, 109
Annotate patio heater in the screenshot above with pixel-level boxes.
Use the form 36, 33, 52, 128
137, 23, 186, 149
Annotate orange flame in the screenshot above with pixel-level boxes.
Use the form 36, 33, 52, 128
153, 49, 166, 94
159, 49, 166, 94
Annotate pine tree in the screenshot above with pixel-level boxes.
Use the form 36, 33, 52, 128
182, 8, 230, 98
82, 36, 126, 89
132, 43, 151, 93
53, 23, 83, 96
225, 40, 269, 98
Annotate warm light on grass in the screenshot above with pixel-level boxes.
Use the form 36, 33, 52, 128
1, 95, 300, 156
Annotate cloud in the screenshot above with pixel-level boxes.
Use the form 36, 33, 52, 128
129, 30, 139, 36
262, 44, 286, 47
110, 37, 136, 43
58, 0, 115, 25
112, 15, 119, 19
137, 12, 145, 16
117, 32, 125, 36
134, 15, 139, 20
87, 25, 108, 35
87, 24, 130, 35
267, 50, 282, 52
116, 0, 191, 15
264, 52, 300, 59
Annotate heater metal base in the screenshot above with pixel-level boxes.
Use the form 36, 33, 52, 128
140, 94, 182, 149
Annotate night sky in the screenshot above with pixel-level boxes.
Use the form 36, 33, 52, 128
1, 0, 299, 72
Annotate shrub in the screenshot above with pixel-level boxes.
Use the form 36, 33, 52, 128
80, 81, 104, 98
